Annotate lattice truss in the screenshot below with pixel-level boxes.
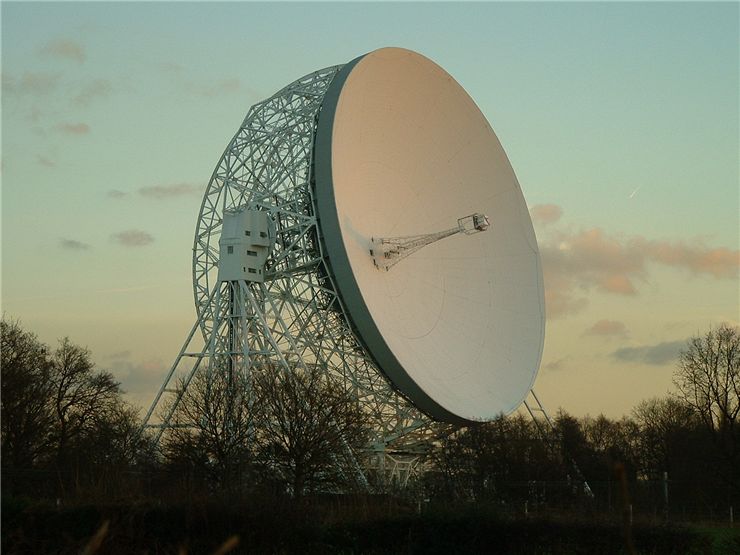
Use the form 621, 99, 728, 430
142, 66, 451, 481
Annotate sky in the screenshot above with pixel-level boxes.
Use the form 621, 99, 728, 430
2, 1, 738, 419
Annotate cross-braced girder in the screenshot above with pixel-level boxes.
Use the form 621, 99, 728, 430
144, 65, 449, 487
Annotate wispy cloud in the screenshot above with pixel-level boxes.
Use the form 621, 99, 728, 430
111, 230, 154, 247
73, 79, 112, 106
156, 61, 262, 103
543, 357, 569, 372
59, 238, 91, 250
544, 290, 588, 319
530, 204, 563, 226
109, 357, 167, 403
107, 189, 128, 199
637, 237, 739, 279
3, 72, 61, 95
138, 183, 203, 199
584, 319, 628, 338
611, 340, 686, 366
56, 122, 90, 135
39, 38, 86, 63
36, 155, 56, 168
190, 78, 242, 97
541, 228, 739, 318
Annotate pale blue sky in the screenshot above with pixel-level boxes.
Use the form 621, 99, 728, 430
2, 2, 738, 417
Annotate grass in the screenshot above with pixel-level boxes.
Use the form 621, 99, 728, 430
2, 495, 734, 554
689, 525, 740, 555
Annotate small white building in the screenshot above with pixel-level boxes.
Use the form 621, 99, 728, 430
217, 208, 272, 283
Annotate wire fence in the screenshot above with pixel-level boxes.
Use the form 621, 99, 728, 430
2, 468, 736, 527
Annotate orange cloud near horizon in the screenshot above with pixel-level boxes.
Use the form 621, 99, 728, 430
56, 122, 90, 135
39, 38, 85, 63
584, 319, 629, 337
530, 204, 563, 226
539, 222, 739, 318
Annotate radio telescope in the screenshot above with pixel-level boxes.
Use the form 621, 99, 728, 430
142, 47, 547, 485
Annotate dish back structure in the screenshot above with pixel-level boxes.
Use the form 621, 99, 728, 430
142, 63, 441, 485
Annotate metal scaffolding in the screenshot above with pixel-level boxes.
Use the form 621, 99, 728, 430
141, 65, 446, 489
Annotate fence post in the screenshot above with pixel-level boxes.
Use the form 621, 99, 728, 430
662, 471, 669, 520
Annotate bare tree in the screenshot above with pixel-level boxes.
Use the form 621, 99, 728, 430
253, 363, 369, 497
583, 415, 640, 473
430, 416, 545, 501
50, 338, 121, 470
163, 366, 255, 490
632, 397, 697, 480
1, 318, 54, 469
2, 320, 141, 497
673, 324, 739, 495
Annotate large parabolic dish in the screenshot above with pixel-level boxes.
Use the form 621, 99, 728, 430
314, 48, 545, 423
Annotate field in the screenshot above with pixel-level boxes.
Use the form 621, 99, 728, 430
3, 495, 739, 554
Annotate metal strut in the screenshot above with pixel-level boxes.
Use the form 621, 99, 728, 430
523, 389, 594, 498
139, 287, 220, 446
146, 65, 448, 493
139, 277, 370, 490
370, 213, 490, 271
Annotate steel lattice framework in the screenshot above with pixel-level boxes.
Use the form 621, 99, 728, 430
142, 65, 450, 486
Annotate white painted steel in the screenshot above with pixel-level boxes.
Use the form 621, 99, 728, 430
217, 209, 271, 283
146, 65, 443, 470
317, 48, 545, 421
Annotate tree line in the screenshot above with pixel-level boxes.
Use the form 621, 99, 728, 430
1, 317, 368, 500
2, 317, 738, 516
427, 323, 739, 516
